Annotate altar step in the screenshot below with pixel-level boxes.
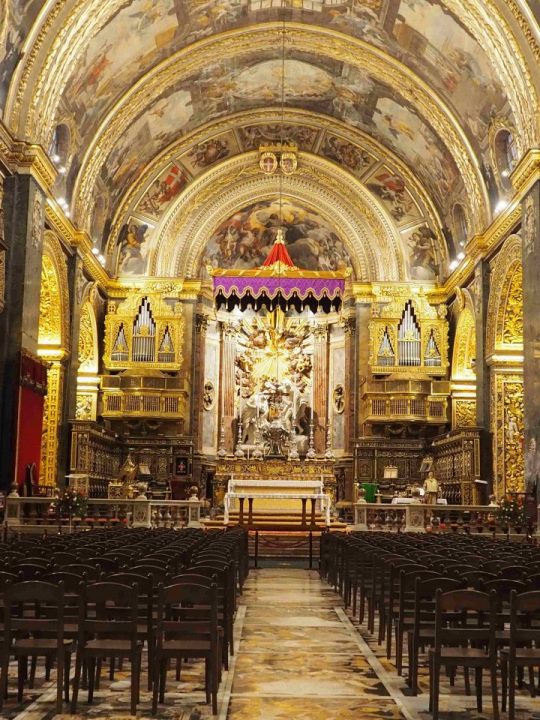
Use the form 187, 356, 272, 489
205, 511, 329, 529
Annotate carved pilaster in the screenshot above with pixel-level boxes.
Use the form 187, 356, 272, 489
312, 322, 328, 453
473, 260, 492, 496
343, 316, 356, 453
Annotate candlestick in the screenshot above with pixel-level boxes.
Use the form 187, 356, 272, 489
306, 418, 316, 460
217, 416, 227, 458
325, 424, 335, 460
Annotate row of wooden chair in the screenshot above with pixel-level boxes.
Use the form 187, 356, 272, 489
322, 531, 540, 720
0, 526, 249, 715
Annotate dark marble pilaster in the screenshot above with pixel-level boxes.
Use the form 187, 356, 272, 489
192, 312, 208, 456
522, 181, 540, 500
56, 253, 84, 487
474, 259, 493, 495
0, 174, 46, 490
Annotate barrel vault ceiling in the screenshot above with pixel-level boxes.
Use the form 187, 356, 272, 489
0, 0, 538, 282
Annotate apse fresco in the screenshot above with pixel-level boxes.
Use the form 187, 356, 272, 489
321, 134, 376, 177
101, 87, 193, 208
49, 0, 509, 152
0, 0, 44, 111
199, 199, 351, 278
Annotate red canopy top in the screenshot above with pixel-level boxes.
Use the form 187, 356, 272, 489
262, 227, 296, 272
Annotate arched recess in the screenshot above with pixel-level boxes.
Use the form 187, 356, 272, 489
486, 234, 523, 497
75, 286, 99, 421
451, 289, 477, 428
149, 153, 410, 282
38, 231, 70, 486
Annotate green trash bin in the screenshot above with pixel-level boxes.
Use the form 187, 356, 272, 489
362, 482, 377, 503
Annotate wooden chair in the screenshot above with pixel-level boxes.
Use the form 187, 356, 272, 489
70, 581, 142, 715
501, 590, 540, 720
0, 581, 74, 714
107, 572, 155, 690
406, 575, 462, 695
152, 580, 221, 715
429, 589, 499, 720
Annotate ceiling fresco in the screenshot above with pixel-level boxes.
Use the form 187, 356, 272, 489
87, 51, 463, 226
0, 0, 538, 286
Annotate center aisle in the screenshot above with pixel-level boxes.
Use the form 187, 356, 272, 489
222, 567, 412, 720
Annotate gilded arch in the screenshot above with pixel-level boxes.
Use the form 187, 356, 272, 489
38, 230, 70, 486
148, 153, 410, 282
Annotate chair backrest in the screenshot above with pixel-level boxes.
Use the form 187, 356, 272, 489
508, 590, 540, 651
497, 565, 528, 581
434, 588, 497, 654
11, 563, 50, 580
44, 572, 84, 594
460, 570, 498, 588
52, 552, 78, 566
482, 578, 526, 602
79, 581, 139, 642
5, 580, 65, 640
157, 580, 218, 640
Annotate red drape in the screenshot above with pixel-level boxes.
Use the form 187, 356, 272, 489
14, 352, 48, 488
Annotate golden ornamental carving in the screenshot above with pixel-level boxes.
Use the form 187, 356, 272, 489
452, 303, 476, 381
486, 234, 523, 353
454, 400, 476, 429
39, 231, 71, 352
71, 25, 489, 229
40, 361, 64, 486
78, 301, 98, 373
75, 393, 93, 421
491, 373, 524, 497
502, 264, 523, 344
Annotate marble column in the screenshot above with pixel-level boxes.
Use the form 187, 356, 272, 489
0, 174, 46, 490
473, 259, 493, 496
522, 180, 540, 500
56, 253, 85, 487
312, 323, 329, 453
220, 321, 237, 451
191, 312, 208, 474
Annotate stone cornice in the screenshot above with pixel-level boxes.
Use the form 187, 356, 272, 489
0, 120, 56, 190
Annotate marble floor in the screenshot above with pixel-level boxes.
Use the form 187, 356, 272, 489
2, 567, 540, 719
